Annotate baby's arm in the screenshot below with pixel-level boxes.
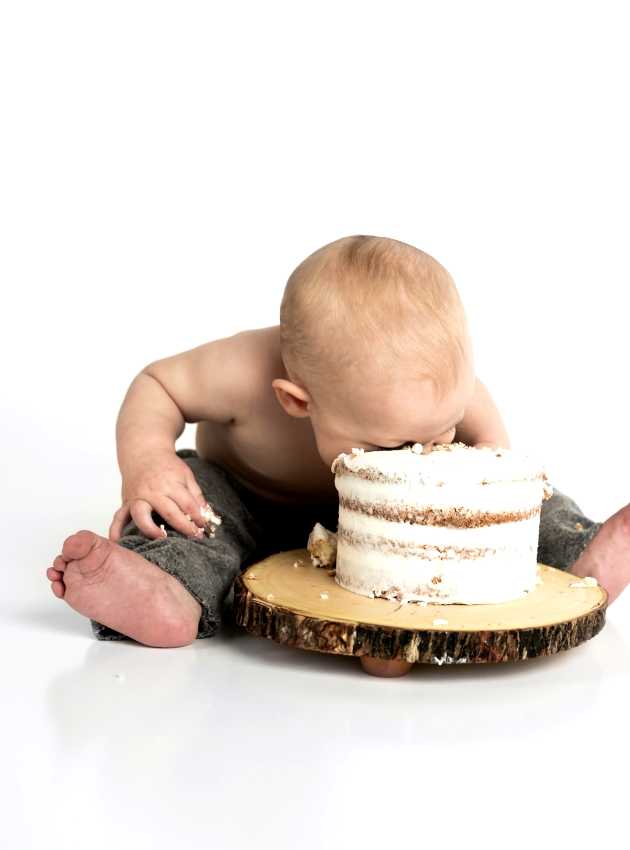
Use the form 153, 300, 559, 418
110, 333, 251, 541
454, 377, 511, 449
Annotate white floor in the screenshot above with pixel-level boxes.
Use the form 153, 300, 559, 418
3, 505, 630, 850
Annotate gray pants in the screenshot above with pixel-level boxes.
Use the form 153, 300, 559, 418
91, 449, 602, 641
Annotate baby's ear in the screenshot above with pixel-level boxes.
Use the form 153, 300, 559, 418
271, 379, 311, 418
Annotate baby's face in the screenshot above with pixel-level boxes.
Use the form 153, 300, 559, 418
309, 362, 476, 469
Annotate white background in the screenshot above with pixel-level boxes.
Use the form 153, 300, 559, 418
1, 2, 629, 849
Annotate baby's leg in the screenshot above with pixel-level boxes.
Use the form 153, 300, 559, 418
537, 484, 630, 604
544, 486, 630, 605
48, 451, 265, 644
536, 486, 601, 571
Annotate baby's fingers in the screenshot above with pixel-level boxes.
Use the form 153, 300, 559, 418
129, 499, 171, 540
171, 485, 206, 530
109, 503, 131, 542
151, 495, 204, 539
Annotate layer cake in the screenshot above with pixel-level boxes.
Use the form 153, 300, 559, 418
331, 442, 553, 605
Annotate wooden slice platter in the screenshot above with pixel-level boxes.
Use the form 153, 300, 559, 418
232, 548, 608, 676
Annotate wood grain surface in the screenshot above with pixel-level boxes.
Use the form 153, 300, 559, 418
233, 548, 608, 665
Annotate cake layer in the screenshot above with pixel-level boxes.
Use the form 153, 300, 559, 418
338, 507, 542, 550
336, 476, 546, 515
335, 535, 539, 604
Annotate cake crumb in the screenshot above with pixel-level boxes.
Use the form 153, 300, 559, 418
569, 577, 598, 588
307, 522, 338, 567
293, 560, 305, 568
201, 502, 222, 536
575, 522, 584, 531
433, 618, 449, 626
319, 592, 329, 600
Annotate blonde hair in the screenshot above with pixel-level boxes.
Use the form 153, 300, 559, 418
279, 235, 470, 402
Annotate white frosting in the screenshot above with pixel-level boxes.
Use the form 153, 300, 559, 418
201, 503, 222, 526
335, 442, 547, 486
201, 502, 222, 538
331, 442, 548, 605
569, 577, 599, 588
338, 476, 545, 514
336, 537, 538, 604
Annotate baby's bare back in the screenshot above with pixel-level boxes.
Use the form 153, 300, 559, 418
193, 326, 337, 504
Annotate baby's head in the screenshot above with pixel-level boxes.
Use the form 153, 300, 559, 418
272, 235, 476, 468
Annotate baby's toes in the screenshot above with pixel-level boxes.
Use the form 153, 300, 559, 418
46, 555, 67, 580
47, 555, 67, 596
51, 580, 66, 598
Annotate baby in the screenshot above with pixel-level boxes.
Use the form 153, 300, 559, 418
47, 235, 630, 650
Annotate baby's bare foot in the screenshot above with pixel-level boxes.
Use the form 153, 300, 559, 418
46, 530, 202, 647
570, 502, 630, 605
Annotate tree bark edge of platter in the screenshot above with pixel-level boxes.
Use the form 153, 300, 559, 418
232, 574, 607, 665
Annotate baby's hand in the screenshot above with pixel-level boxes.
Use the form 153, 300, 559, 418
109, 449, 209, 542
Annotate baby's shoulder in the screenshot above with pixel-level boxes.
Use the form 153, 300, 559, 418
217, 325, 284, 398
230, 324, 281, 372
148, 326, 282, 425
